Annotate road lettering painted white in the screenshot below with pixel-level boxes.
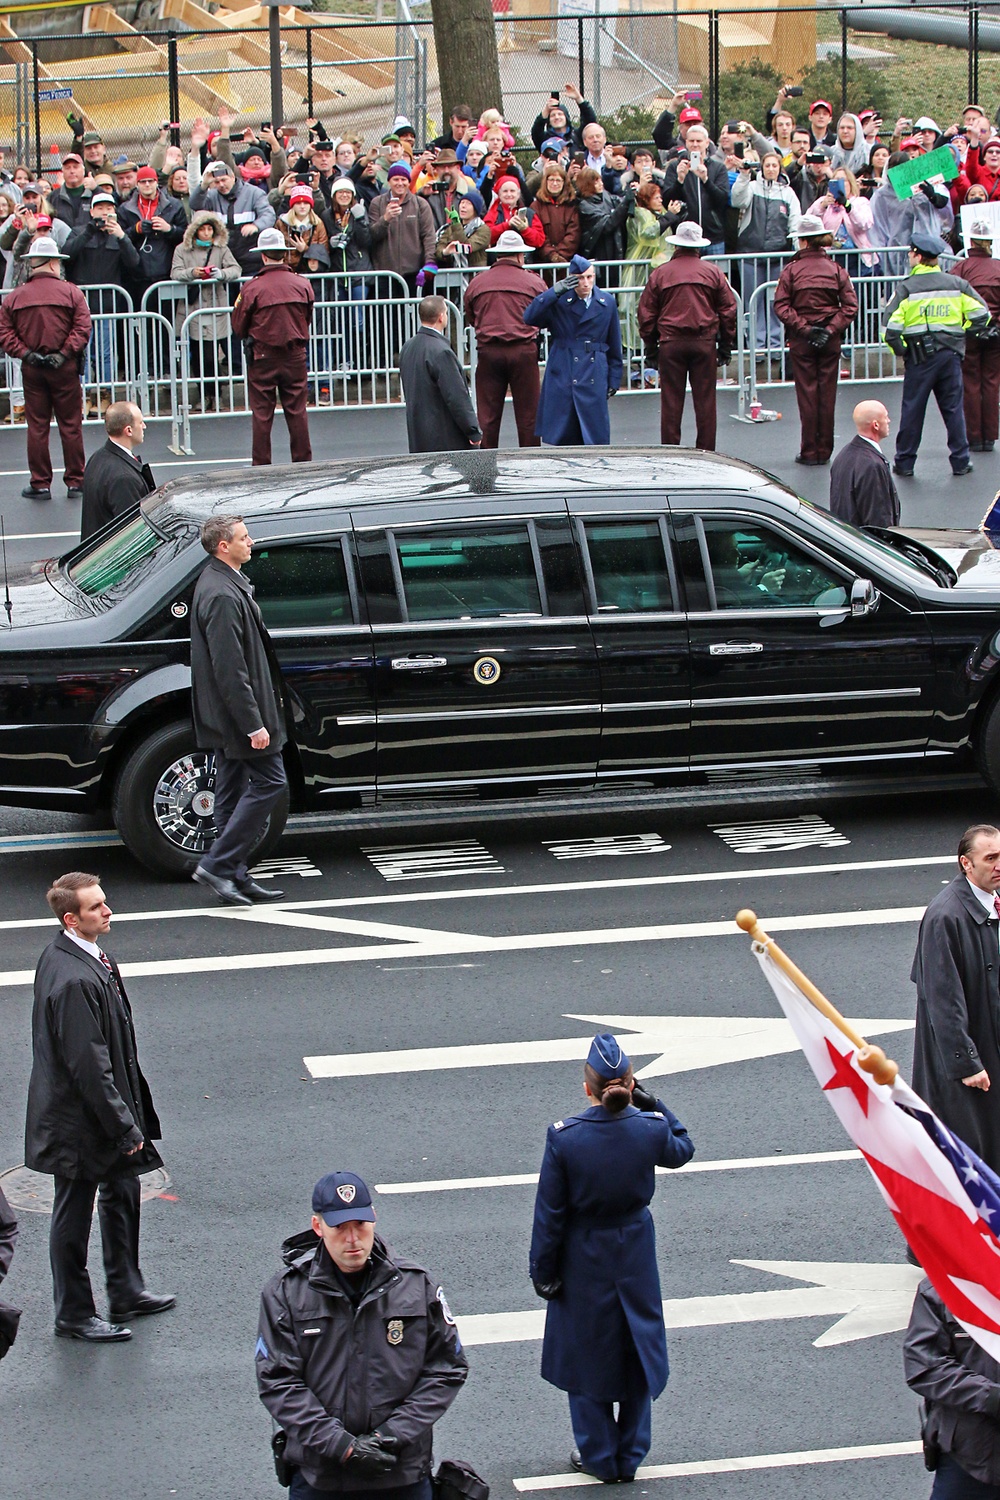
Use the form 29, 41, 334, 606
512, 1440, 923, 1490
457, 1260, 923, 1350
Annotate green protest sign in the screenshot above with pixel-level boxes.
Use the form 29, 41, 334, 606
887, 145, 959, 199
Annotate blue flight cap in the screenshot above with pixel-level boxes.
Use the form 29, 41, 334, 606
568, 253, 592, 276
312, 1170, 376, 1227
587, 1032, 630, 1079
910, 230, 947, 257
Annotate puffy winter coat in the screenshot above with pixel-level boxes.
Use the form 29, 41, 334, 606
731, 172, 800, 251
170, 212, 241, 339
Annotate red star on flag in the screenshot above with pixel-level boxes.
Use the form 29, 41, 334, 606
822, 1038, 870, 1116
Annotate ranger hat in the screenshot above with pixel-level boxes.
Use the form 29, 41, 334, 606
586, 1033, 631, 1080
795, 213, 828, 237
253, 226, 288, 253
312, 1170, 376, 1226
665, 219, 711, 247
970, 219, 995, 239
489, 228, 530, 254
911, 229, 948, 256
21, 235, 68, 260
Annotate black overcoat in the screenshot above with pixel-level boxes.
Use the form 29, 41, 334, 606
80, 438, 156, 541
904, 1278, 1000, 1485
911, 875, 1000, 1172
398, 326, 481, 454
190, 556, 287, 760
24, 932, 163, 1181
828, 434, 900, 528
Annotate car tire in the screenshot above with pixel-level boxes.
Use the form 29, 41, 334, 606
112, 720, 289, 879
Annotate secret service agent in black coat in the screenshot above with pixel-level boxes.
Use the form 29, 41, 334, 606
25, 930, 163, 1329
80, 436, 155, 541
911, 873, 1000, 1175
191, 555, 287, 762
398, 322, 482, 453
828, 433, 900, 528
904, 1278, 1000, 1490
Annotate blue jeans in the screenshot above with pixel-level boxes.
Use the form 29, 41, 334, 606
290, 1476, 433, 1500
931, 1453, 1000, 1498
200, 748, 286, 884
85, 317, 114, 388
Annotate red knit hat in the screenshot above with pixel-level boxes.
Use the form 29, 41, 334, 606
136, 166, 158, 182
493, 174, 522, 194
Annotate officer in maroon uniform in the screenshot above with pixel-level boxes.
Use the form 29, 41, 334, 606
0, 237, 91, 502
636, 220, 737, 451
773, 213, 858, 466
463, 228, 547, 448
230, 227, 314, 467
953, 219, 1000, 452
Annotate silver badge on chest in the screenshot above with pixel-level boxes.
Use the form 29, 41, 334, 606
386, 1318, 404, 1346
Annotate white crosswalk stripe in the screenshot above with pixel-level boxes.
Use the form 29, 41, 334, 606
711, 813, 849, 854
362, 840, 504, 881
249, 856, 322, 879
542, 834, 670, 860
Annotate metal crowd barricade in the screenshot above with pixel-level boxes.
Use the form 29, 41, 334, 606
82, 308, 181, 448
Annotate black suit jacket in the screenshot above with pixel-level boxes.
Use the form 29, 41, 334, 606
80, 438, 156, 541
24, 932, 162, 1181
190, 556, 287, 759
398, 326, 481, 453
829, 434, 899, 528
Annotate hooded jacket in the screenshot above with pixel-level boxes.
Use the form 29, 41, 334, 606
170, 213, 241, 339
829, 114, 870, 176
256, 1231, 468, 1492
187, 155, 276, 267
731, 171, 800, 251
870, 175, 953, 276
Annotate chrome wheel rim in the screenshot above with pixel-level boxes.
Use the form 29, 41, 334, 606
152, 751, 217, 853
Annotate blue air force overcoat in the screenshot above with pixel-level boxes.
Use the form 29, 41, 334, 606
529, 1100, 693, 1401
523, 282, 624, 446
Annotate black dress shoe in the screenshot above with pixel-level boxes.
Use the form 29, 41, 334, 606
192, 866, 252, 906
238, 880, 285, 902
983, 441, 995, 452
794, 454, 821, 466
66, 486, 83, 501
970, 442, 984, 452
108, 1292, 176, 1320
952, 463, 974, 476
55, 1316, 131, 1342
570, 1451, 618, 1484
892, 464, 914, 477
21, 485, 50, 500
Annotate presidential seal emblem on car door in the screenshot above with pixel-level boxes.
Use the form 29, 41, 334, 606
387, 1319, 404, 1345
473, 656, 501, 685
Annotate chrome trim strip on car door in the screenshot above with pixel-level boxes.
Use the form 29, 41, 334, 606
691, 687, 921, 708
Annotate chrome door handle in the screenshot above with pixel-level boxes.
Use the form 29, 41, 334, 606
708, 642, 763, 656
391, 656, 448, 670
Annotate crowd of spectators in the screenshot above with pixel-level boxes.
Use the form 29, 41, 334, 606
0, 83, 996, 416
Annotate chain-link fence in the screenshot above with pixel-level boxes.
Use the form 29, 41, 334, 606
0, 4, 995, 178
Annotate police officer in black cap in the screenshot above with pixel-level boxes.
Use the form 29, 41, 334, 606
256, 1170, 468, 1500
530, 1035, 694, 1484
883, 230, 991, 477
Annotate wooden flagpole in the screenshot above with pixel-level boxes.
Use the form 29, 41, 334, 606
735, 908, 898, 1086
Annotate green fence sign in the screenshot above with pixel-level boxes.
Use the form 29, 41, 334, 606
887, 145, 959, 199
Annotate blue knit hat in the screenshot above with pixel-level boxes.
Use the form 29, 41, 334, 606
459, 188, 485, 217
586, 1033, 630, 1079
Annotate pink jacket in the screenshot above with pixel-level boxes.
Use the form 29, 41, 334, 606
818, 194, 879, 268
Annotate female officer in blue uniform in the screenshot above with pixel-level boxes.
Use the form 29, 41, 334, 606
523, 254, 624, 445
529, 1034, 694, 1483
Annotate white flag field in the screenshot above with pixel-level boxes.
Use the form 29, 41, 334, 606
751, 938, 1000, 1358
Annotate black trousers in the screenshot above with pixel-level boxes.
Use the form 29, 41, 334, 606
51, 1173, 144, 1323
200, 748, 287, 884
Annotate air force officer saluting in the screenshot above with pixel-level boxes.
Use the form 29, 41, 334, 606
529, 1034, 694, 1483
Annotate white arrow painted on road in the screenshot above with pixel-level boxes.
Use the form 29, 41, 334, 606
456, 1260, 923, 1350
304, 1012, 914, 1081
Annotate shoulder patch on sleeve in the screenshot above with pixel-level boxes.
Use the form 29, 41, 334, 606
436, 1285, 456, 1325
255, 1334, 269, 1360
553, 1119, 565, 1130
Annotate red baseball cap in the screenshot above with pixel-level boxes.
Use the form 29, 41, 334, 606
679, 107, 702, 124
900, 136, 925, 152
62, 152, 82, 164
809, 99, 833, 115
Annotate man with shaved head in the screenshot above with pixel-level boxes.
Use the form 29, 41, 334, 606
828, 399, 899, 527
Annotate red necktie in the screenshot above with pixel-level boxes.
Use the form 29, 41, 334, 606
993, 895, 1000, 921
98, 950, 122, 998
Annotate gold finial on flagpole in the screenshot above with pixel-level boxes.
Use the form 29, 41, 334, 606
735, 909, 898, 1086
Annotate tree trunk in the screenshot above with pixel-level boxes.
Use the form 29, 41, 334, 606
429, 0, 503, 124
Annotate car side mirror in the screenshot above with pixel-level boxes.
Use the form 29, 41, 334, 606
850, 577, 879, 617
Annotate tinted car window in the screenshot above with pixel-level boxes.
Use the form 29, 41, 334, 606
68, 514, 163, 596
702, 517, 848, 610
394, 525, 542, 621
245, 541, 353, 628
584, 519, 674, 612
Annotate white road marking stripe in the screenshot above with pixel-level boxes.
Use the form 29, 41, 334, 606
0, 904, 928, 988
712, 813, 849, 854
211, 908, 475, 943
0, 851, 951, 932
249, 857, 321, 878
543, 834, 670, 860
364, 840, 504, 881
512, 1441, 923, 1490
374, 1148, 861, 1194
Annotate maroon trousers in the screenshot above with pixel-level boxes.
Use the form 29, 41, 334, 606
657, 337, 717, 449
787, 337, 841, 462
963, 338, 1000, 446
22, 361, 85, 491
474, 341, 541, 449
248, 348, 311, 467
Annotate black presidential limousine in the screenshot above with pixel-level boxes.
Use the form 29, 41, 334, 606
3, 447, 1000, 877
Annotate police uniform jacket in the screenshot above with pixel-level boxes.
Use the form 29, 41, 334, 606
24, 932, 163, 1181
0, 269, 91, 360
911, 875, 1000, 1174
952, 246, 1000, 330
637, 254, 737, 344
773, 245, 858, 345
190, 556, 288, 760
230, 260, 314, 354
257, 1231, 468, 1491
524, 281, 624, 445
464, 261, 547, 345
904, 1278, 1000, 1486
882, 264, 988, 357
529, 1098, 693, 1400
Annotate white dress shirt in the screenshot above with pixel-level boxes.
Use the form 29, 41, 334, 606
66, 929, 102, 960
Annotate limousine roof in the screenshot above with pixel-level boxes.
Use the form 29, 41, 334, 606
143, 448, 797, 531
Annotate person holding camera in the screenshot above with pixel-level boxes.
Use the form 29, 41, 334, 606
0, 236, 90, 500
257, 1170, 468, 1499
732, 147, 800, 352
65, 193, 139, 411
531, 82, 597, 155
530, 1034, 693, 1484
483, 176, 545, 251
883, 231, 989, 477
661, 125, 730, 254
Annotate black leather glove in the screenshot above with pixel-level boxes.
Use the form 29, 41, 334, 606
643, 341, 659, 366
807, 325, 831, 350
630, 1082, 660, 1112
532, 1278, 563, 1300
977, 324, 1000, 343
608, 387, 618, 398
42, 352, 66, 369
343, 1436, 399, 1476
917, 180, 938, 200
717, 345, 732, 366
22, 350, 44, 367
